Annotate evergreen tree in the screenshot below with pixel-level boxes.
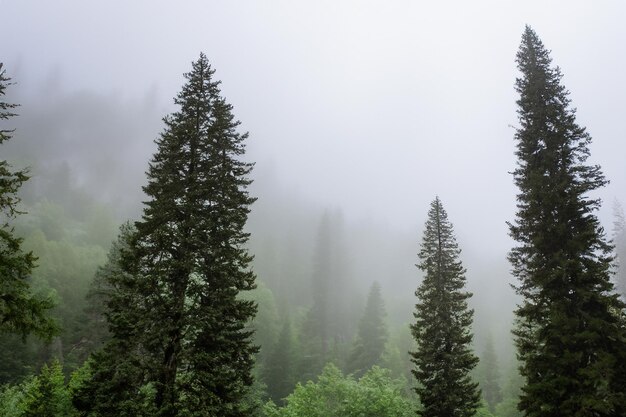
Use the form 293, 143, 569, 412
299, 211, 351, 381
479, 334, 502, 413
299, 214, 332, 381
410, 197, 480, 417
347, 281, 388, 377
0, 63, 56, 339
77, 55, 258, 417
509, 26, 626, 416
263, 317, 296, 405
21, 359, 76, 417
130, 53, 257, 416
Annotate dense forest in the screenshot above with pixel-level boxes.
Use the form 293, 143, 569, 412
1, 24, 626, 417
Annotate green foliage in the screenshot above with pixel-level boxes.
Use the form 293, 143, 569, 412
0, 382, 27, 417
265, 363, 414, 417
0, 62, 57, 341
20, 359, 76, 417
474, 405, 496, 417
509, 26, 626, 416
494, 398, 522, 417
0, 360, 80, 417
347, 281, 388, 377
410, 197, 480, 417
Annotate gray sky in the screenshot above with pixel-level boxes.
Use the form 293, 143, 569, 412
2, 1, 626, 302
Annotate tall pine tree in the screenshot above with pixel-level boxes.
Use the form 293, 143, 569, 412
410, 197, 480, 417
0, 63, 56, 339
509, 26, 626, 416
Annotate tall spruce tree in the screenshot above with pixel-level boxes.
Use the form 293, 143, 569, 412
134, 53, 257, 417
347, 281, 388, 377
0, 63, 56, 339
509, 26, 626, 416
410, 197, 480, 417
79, 54, 258, 417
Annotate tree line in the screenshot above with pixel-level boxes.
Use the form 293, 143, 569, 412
1, 26, 626, 417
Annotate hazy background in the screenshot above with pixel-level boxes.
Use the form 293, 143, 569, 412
2, 0, 626, 363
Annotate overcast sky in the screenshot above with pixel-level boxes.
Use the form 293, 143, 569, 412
2, 0, 625, 264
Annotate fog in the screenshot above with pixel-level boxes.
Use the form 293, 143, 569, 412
2, 0, 626, 373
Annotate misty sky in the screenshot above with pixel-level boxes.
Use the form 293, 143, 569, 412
2, 1, 626, 289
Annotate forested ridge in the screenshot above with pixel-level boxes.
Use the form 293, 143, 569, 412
1, 26, 626, 417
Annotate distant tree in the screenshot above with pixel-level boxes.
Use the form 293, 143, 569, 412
299, 212, 335, 380
479, 334, 502, 413
263, 317, 297, 405
381, 323, 416, 387
299, 211, 353, 381
613, 200, 626, 298
347, 281, 388, 377
0, 63, 56, 339
410, 197, 480, 417
0, 358, 93, 417
494, 364, 523, 417
509, 26, 626, 416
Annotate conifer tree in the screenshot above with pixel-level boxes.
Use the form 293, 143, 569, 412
79, 54, 258, 417
410, 197, 480, 417
22, 359, 76, 417
299, 211, 351, 381
347, 281, 388, 377
0, 63, 56, 339
133, 53, 257, 417
509, 26, 626, 416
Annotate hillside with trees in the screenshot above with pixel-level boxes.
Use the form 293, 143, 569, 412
1, 24, 625, 417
